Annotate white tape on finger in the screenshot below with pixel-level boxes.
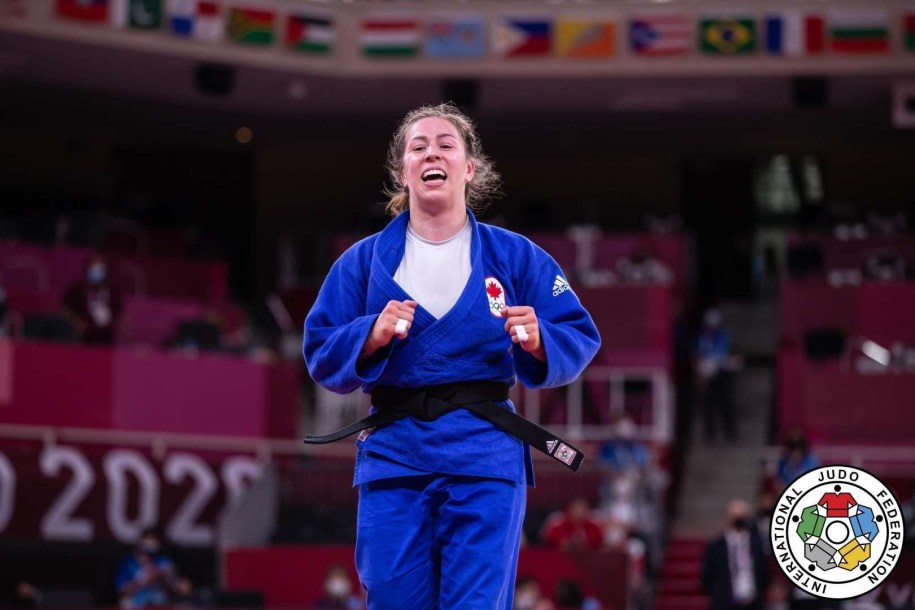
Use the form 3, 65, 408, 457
514, 325, 529, 342
395, 318, 408, 336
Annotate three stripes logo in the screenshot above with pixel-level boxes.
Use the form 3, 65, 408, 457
546, 439, 558, 453
552, 275, 571, 297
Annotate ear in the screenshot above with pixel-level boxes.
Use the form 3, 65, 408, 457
465, 159, 475, 183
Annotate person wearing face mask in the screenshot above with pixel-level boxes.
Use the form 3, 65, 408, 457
115, 529, 181, 609
63, 253, 122, 345
692, 306, 739, 443
303, 103, 600, 610
701, 500, 769, 610
315, 565, 362, 610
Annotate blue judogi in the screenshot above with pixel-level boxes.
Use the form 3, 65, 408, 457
304, 210, 600, 609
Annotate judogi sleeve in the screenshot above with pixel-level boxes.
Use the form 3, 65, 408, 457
513, 240, 600, 389
303, 246, 393, 394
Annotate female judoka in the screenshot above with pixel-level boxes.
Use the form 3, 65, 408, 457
304, 103, 600, 609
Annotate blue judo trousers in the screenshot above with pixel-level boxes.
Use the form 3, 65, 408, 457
304, 211, 600, 609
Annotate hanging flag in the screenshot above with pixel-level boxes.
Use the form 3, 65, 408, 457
764, 11, 824, 56
555, 16, 616, 58
905, 12, 915, 52
57, 0, 109, 22
286, 13, 334, 54
425, 15, 485, 59
361, 15, 420, 57
228, 5, 275, 46
493, 17, 551, 58
111, 0, 161, 29
829, 9, 888, 54
700, 16, 756, 54
629, 14, 690, 56
167, 0, 222, 42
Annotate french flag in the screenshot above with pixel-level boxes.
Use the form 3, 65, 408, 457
765, 12, 825, 56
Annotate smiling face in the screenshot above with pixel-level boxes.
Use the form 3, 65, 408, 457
401, 116, 475, 213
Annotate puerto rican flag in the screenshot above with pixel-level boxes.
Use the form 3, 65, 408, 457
765, 11, 825, 56
629, 14, 690, 56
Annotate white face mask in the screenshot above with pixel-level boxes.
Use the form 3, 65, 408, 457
325, 577, 351, 598
515, 591, 538, 610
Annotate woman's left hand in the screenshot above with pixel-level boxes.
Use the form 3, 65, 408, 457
502, 306, 546, 362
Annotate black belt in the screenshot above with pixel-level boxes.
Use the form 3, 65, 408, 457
302, 381, 585, 472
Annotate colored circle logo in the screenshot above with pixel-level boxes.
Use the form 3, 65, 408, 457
770, 466, 905, 599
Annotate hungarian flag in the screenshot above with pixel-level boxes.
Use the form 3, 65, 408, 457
764, 11, 825, 56
228, 5, 275, 46
903, 12, 915, 51
360, 16, 420, 57
829, 9, 888, 54
287, 14, 334, 54
57, 0, 109, 22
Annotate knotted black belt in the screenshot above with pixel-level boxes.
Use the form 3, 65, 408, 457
302, 381, 585, 472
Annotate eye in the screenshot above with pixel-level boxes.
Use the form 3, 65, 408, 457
412, 146, 425, 152
441, 144, 453, 150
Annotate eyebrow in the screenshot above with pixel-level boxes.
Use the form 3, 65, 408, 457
408, 133, 459, 142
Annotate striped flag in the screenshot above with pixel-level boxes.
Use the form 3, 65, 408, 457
286, 13, 334, 54
629, 14, 690, 56
764, 12, 825, 56
110, 0, 161, 29
167, 0, 222, 42
829, 9, 888, 54
555, 16, 616, 58
906, 12, 915, 52
227, 5, 275, 46
57, 0, 109, 22
361, 15, 420, 57
424, 15, 486, 59
700, 15, 756, 55
493, 17, 552, 58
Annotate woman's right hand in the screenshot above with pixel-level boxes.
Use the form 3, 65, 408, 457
361, 300, 417, 358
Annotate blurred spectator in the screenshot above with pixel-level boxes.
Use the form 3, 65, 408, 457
62, 253, 122, 345
693, 307, 739, 443
6, 581, 42, 608
115, 528, 182, 609
554, 579, 601, 610
313, 565, 361, 610
616, 243, 672, 285
0, 271, 7, 337
775, 430, 818, 490
541, 498, 604, 552
701, 500, 768, 610
902, 480, 915, 545
753, 492, 776, 557
513, 576, 555, 610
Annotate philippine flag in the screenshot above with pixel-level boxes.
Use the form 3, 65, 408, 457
765, 11, 825, 56
493, 18, 552, 58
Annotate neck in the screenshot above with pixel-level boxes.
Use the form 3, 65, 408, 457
408, 201, 468, 241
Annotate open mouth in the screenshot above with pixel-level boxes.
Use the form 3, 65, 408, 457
421, 168, 447, 184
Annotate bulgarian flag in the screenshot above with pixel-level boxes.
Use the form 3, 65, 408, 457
360, 16, 419, 57
829, 9, 889, 53
227, 5, 275, 45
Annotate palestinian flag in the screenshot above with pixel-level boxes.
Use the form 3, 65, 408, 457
904, 12, 915, 51
287, 13, 334, 54
228, 5, 275, 46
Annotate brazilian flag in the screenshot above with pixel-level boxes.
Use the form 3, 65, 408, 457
700, 17, 756, 54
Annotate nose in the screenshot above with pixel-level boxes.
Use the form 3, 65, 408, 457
424, 146, 441, 161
